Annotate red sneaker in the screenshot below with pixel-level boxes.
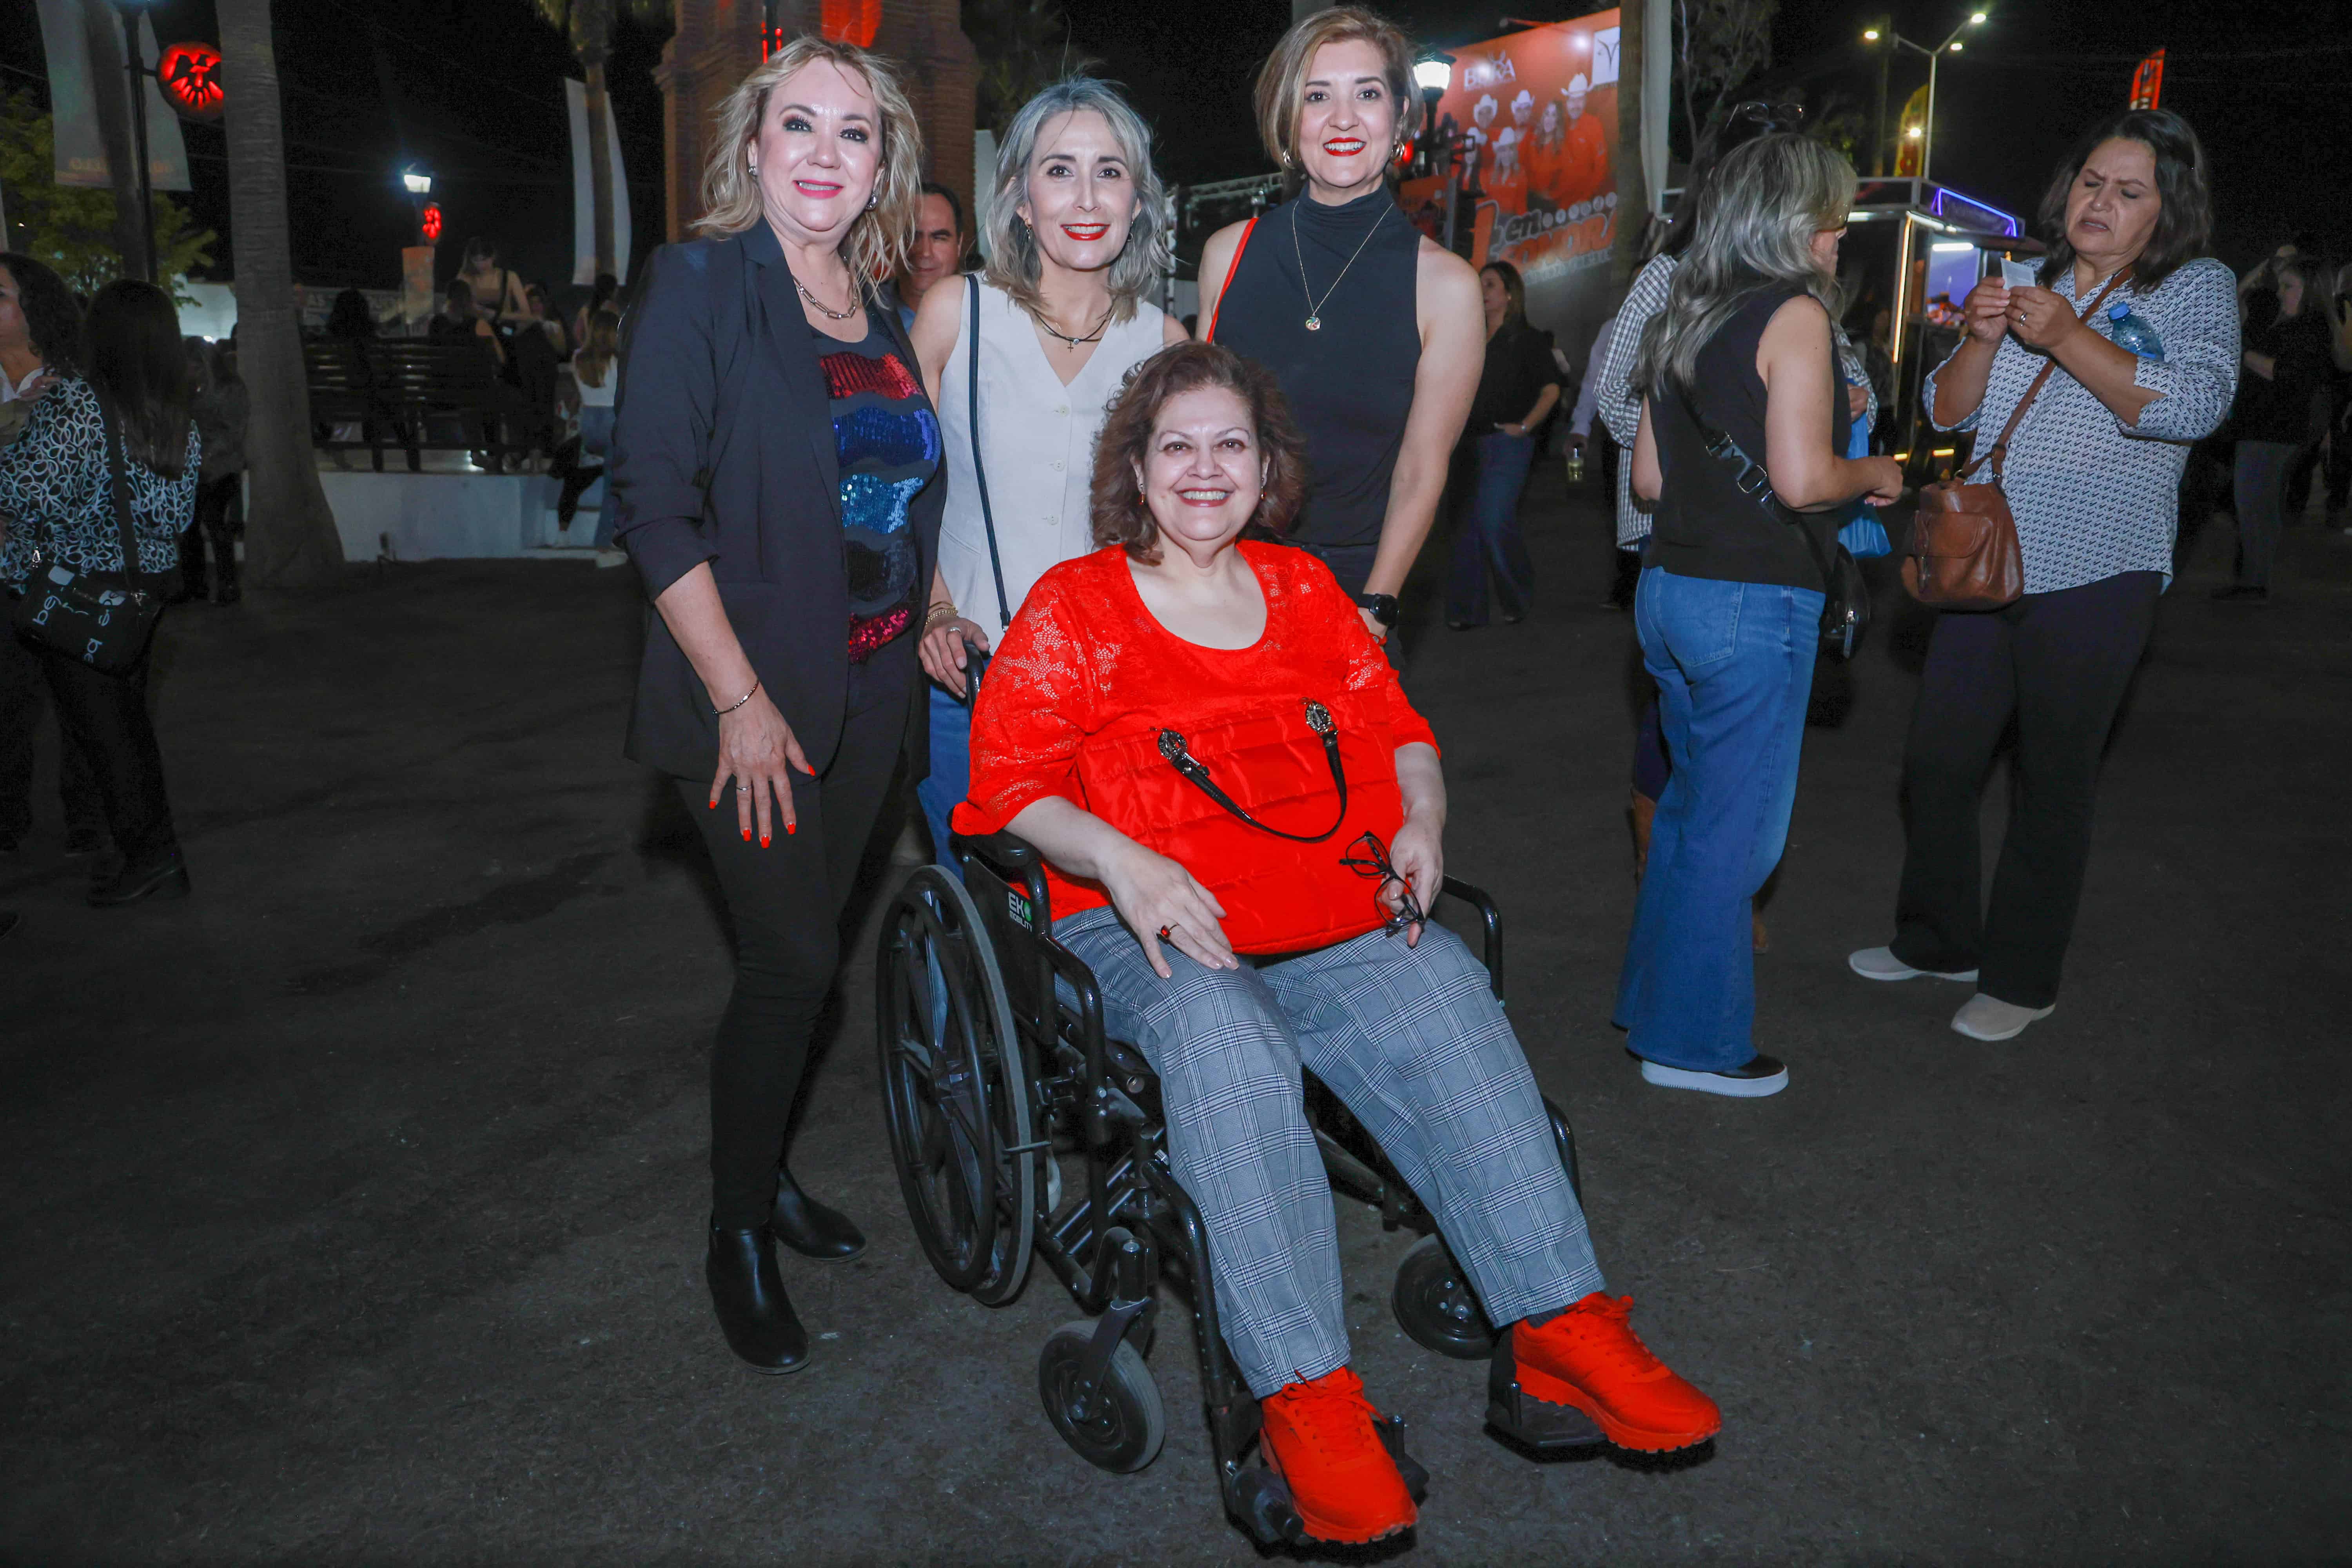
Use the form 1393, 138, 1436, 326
1512, 1293, 1722, 1452
1258, 1367, 1417, 1543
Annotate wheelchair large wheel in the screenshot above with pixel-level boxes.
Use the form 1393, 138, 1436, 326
875, 865, 1036, 1303
1037, 1320, 1165, 1474
1391, 1233, 1498, 1360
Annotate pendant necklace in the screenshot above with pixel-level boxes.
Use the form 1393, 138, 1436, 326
1038, 303, 1112, 348
1292, 199, 1390, 332
796, 275, 859, 321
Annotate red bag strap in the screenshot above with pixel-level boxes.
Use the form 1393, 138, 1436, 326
1202, 215, 1258, 343
1970, 265, 2133, 484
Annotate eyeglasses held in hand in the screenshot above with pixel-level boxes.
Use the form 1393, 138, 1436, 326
1341, 830, 1426, 936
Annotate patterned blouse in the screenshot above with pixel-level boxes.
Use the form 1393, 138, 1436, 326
1924, 257, 2239, 593
0, 377, 199, 588
819, 324, 939, 661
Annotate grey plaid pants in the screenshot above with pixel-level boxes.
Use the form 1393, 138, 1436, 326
1055, 909, 1605, 1398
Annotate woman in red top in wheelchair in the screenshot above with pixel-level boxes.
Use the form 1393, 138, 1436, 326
956, 342, 1719, 1544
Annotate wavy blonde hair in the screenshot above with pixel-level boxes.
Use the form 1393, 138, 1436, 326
1253, 6, 1422, 194
981, 78, 1171, 327
693, 35, 927, 284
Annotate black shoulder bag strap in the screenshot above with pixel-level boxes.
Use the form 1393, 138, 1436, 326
1156, 699, 1350, 844
100, 399, 146, 585
1669, 377, 1841, 594
965, 274, 1013, 629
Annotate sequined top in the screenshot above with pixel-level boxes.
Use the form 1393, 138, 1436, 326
820, 324, 940, 661
952, 541, 1439, 924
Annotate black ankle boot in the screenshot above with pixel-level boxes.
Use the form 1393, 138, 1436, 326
771, 1166, 866, 1261
704, 1221, 809, 1374
87, 849, 191, 907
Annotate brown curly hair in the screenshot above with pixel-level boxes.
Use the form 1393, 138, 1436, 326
1089, 341, 1310, 563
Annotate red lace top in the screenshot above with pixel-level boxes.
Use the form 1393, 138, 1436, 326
953, 541, 1439, 927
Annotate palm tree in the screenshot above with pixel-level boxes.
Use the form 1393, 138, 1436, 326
218, 0, 345, 586
526, 0, 666, 283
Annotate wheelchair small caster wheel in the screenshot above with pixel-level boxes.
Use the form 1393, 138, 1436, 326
1391, 1233, 1497, 1360
1038, 1319, 1165, 1474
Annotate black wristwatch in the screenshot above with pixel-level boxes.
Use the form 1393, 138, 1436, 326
1354, 592, 1400, 629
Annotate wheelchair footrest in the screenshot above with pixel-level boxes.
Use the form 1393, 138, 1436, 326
1485, 1339, 1606, 1453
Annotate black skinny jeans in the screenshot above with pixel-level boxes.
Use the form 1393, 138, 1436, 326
682, 654, 912, 1230
0, 628, 103, 843
1891, 570, 2161, 1009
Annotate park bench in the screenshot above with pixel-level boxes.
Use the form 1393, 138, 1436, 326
304, 340, 530, 473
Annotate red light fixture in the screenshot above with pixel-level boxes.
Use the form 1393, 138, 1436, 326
157, 42, 225, 121
820, 0, 882, 47
420, 202, 443, 244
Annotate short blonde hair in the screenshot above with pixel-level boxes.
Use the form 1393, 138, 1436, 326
1253, 6, 1423, 189
694, 36, 927, 284
982, 78, 1171, 327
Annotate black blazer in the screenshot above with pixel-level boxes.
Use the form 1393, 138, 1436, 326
609, 223, 944, 779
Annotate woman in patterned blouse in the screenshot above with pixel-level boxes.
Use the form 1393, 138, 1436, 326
0, 279, 201, 906
1848, 109, 2239, 1042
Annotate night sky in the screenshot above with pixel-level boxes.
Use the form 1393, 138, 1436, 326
2, 0, 2342, 292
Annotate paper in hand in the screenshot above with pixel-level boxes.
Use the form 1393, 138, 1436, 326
1999, 258, 2037, 290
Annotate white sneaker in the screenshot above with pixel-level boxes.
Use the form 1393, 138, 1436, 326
1950, 993, 2054, 1041
1639, 1054, 1789, 1098
1848, 946, 1978, 983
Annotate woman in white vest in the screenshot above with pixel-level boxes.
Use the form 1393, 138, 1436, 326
910, 76, 1185, 862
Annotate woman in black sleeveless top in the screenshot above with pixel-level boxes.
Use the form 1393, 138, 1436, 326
1198, 7, 1483, 652
1615, 135, 1899, 1100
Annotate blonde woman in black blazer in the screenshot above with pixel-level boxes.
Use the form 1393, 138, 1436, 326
610, 36, 944, 1375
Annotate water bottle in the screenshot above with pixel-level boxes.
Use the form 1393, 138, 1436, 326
2107, 303, 2165, 360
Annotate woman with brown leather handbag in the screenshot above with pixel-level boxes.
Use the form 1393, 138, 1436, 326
1847, 109, 2239, 1042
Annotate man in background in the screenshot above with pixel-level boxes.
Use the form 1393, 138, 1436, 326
893, 182, 968, 331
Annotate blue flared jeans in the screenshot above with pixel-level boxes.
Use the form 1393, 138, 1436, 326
1445, 432, 1537, 625
1614, 567, 1822, 1071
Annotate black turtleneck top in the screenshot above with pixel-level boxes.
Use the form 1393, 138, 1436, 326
1211, 187, 1423, 555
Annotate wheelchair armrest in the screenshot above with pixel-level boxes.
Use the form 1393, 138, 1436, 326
953, 829, 1043, 878
1437, 877, 1504, 1005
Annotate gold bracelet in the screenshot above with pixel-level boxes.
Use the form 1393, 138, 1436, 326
923, 601, 961, 631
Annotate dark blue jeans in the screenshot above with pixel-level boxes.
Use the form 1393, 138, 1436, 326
1614, 568, 1822, 1071
915, 682, 970, 869
1446, 432, 1537, 625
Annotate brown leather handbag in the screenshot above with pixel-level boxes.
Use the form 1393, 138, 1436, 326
1905, 269, 2132, 609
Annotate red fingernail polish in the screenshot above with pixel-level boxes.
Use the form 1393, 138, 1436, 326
760, 835, 771, 848
785, 823, 796, 836
707, 799, 716, 809
741, 828, 751, 841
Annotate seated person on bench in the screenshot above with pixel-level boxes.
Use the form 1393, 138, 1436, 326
953, 341, 1720, 1545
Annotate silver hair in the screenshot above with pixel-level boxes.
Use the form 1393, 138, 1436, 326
1633, 133, 1858, 398
981, 78, 1171, 325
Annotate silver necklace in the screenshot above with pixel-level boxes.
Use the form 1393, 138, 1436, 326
1292, 199, 1390, 332
795, 274, 859, 321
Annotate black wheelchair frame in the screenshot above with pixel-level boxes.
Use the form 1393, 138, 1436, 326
873, 830, 1597, 1544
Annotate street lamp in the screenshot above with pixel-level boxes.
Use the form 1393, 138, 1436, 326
401, 169, 434, 196
1864, 9, 1986, 185
109, 0, 164, 283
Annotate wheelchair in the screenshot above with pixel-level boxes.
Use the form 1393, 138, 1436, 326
873, 831, 1601, 1545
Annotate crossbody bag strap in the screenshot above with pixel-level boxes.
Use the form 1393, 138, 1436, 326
1156, 699, 1349, 844
1971, 265, 2133, 485
1202, 215, 1258, 343
98, 398, 146, 587
965, 274, 1012, 629
1669, 379, 1841, 595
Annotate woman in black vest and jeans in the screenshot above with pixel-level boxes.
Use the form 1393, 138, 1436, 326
0, 280, 199, 906
1619, 136, 1899, 1098
610, 36, 942, 1374
1197, 5, 1483, 656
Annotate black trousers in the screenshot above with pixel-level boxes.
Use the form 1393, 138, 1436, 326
0, 628, 104, 844
682, 655, 913, 1230
1891, 571, 2160, 1009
